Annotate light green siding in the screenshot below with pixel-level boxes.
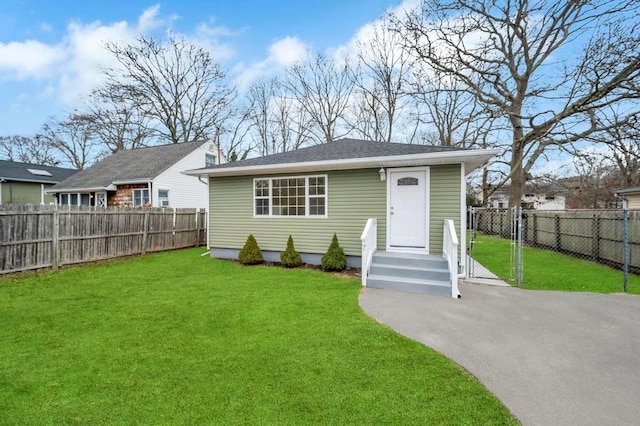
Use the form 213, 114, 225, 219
429, 164, 462, 254
209, 164, 462, 257
209, 169, 387, 256
0, 181, 52, 204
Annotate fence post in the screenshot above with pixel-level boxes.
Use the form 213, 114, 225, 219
172, 208, 177, 248
555, 214, 561, 251
194, 209, 200, 247
517, 207, 523, 288
532, 213, 538, 246
51, 208, 59, 270
592, 214, 600, 261
141, 211, 149, 255
489, 211, 494, 234
623, 203, 629, 293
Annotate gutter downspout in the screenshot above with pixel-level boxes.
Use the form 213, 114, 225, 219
197, 175, 210, 250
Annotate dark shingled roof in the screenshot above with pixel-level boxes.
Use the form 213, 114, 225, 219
53, 141, 205, 190
204, 138, 467, 170
0, 160, 78, 183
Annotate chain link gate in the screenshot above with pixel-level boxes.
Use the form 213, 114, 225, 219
467, 206, 523, 286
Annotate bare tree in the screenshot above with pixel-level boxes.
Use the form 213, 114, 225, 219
102, 35, 235, 145
348, 20, 412, 142
395, 0, 640, 207
410, 69, 494, 148
0, 135, 60, 166
87, 86, 152, 154
41, 114, 100, 170
566, 151, 618, 209
246, 78, 313, 156
284, 52, 354, 143
271, 94, 313, 152
247, 78, 277, 156
591, 113, 640, 187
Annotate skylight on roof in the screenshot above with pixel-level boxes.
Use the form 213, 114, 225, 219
27, 168, 52, 177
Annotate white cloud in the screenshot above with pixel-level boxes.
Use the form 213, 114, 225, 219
0, 5, 240, 112
234, 36, 308, 90
57, 19, 138, 105
268, 36, 307, 67
137, 4, 164, 33
0, 40, 65, 80
190, 22, 237, 62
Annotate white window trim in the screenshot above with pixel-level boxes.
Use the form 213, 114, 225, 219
253, 175, 328, 218
158, 189, 170, 207
132, 188, 150, 207
205, 153, 217, 167
58, 192, 87, 206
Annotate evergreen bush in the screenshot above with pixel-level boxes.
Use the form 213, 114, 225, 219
238, 234, 264, 265
321, 233, 347, 272
280, 235, 303, 268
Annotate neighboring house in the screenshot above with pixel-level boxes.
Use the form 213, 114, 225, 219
614, 187, 640, 209
487, 182, 567, 210
49, 140, 223, 209
0, 160, 78, 205
186, 138, 496, 298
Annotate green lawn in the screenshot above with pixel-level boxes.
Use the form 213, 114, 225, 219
472, 233, 640, 294
0, 249, 517, 425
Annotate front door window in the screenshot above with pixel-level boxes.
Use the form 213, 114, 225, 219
96, 193, 107, 208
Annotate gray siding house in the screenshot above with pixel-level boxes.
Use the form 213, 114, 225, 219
0, 160, 77, 205
187, 139, 496, 297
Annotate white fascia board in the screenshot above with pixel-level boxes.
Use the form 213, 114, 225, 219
614, 187, 640, 196
1, 177, 56, 184
111, 179, 152, 185
45, 184, 117, 194
185, 149, 499, 178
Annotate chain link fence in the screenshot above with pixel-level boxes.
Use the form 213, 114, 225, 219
468, 207, 637, 291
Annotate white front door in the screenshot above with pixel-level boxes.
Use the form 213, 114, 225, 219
388, 169, 428, 250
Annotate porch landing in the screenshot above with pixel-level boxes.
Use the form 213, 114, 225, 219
366, 251, 452, 297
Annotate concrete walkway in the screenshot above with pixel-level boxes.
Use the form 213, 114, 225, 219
464, 256, 511, 286
359, 284, 640, 426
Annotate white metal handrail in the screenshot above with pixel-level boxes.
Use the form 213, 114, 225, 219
360, 218, 378, 287
443, 219, 460, 298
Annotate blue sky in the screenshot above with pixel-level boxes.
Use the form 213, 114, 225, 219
0, 0, 403, 136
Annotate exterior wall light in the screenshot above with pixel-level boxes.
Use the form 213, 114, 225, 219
379, 167, 386, 181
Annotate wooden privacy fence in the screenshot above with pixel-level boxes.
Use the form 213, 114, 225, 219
0, 205, 207, 275
474, 209, 640, 271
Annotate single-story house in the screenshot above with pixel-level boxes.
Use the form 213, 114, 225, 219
0, 160, 78, 205
49, 140, 223, 209
187, 138, 497, 298
614, 186, 640, 209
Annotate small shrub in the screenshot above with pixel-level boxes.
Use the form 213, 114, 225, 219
321, 233, 347, 272
280, 235, 303, 268
238, 234, 264, 265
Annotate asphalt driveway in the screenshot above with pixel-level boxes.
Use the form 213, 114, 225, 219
359, 283, 640, 426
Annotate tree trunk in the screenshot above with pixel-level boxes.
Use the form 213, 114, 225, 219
509, 124, 525, 208
482, 167, 489, 207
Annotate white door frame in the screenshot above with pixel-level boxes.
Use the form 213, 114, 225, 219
386, 167, 430, 254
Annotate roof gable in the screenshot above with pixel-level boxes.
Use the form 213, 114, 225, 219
52, 141, 206, 191
0, 160, 78, 183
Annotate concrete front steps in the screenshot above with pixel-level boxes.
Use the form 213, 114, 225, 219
366, 251, 452, 297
